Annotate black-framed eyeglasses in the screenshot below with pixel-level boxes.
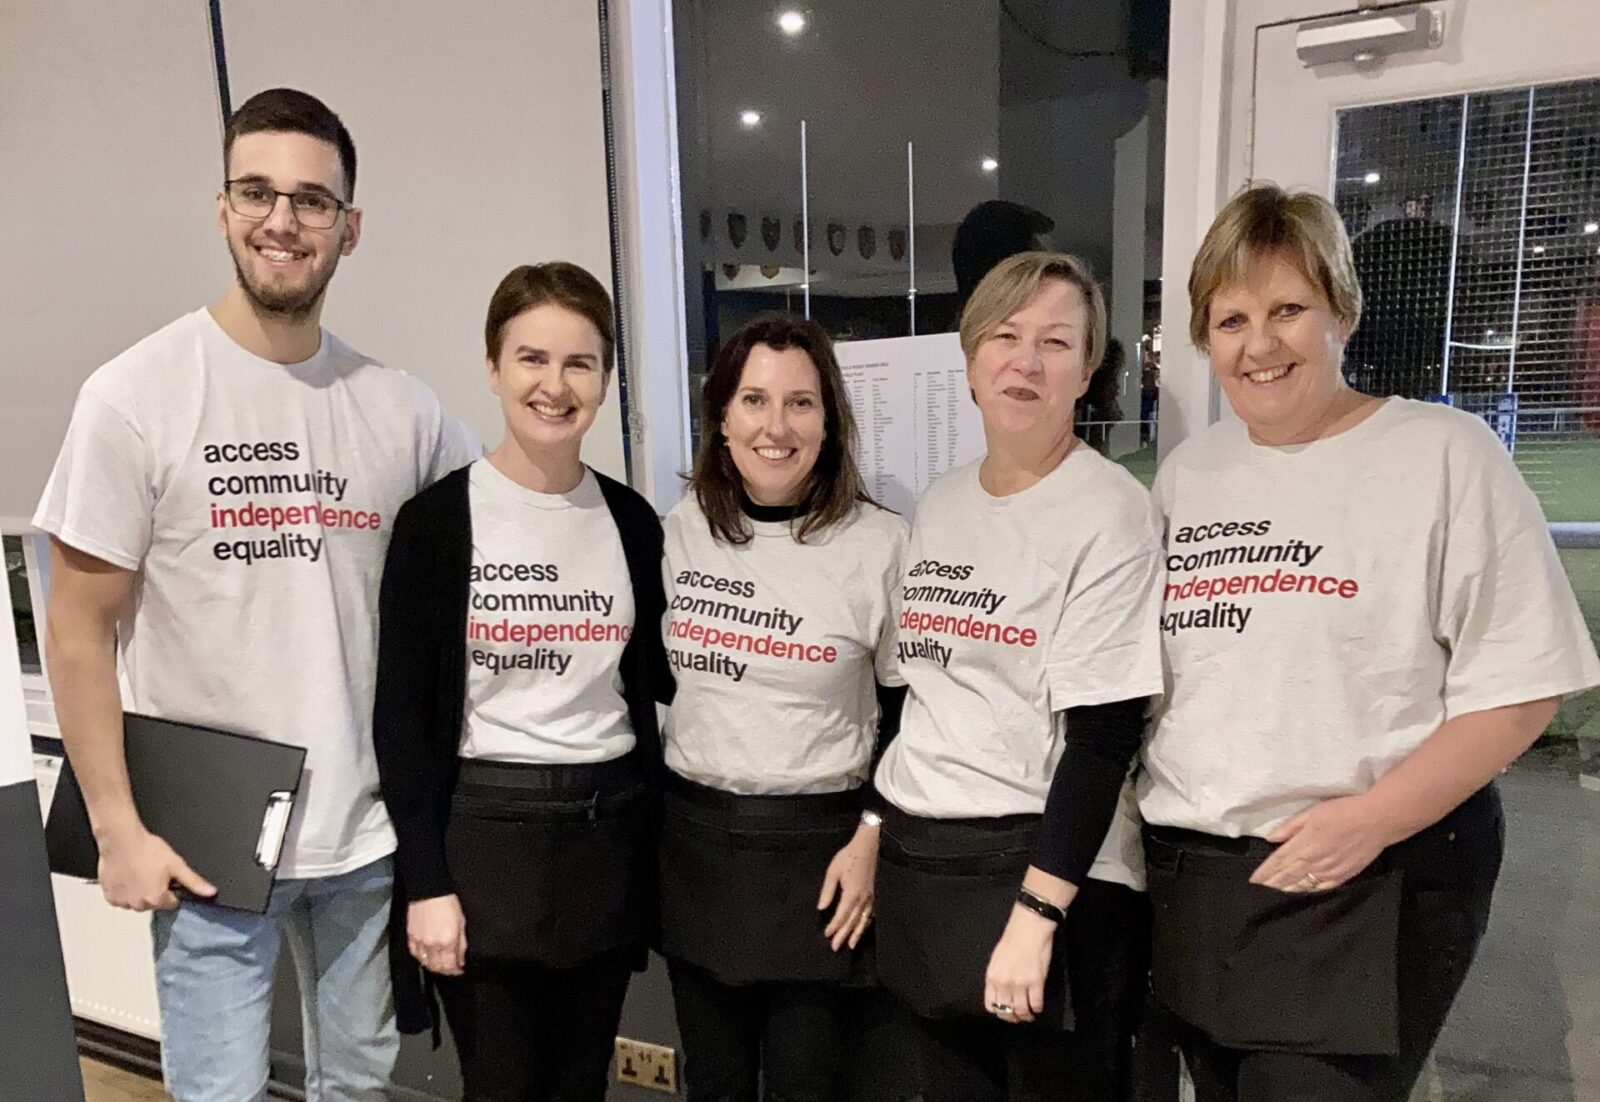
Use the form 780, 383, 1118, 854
224, 179, 351, 230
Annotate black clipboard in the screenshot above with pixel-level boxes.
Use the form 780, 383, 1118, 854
43, 713, 306, 914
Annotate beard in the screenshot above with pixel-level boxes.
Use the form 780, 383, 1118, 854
228, 233, 343, 321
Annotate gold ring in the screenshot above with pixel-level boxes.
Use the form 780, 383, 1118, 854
1301, 872, 1322, 891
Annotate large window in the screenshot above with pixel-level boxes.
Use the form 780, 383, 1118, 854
1335, 80, 1600, 1099
672, 0, 1169, 482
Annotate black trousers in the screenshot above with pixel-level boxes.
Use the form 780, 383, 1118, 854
434, 755, 651, 1102
435, 949, 635, 1102
668, 958, 854, 1102
879, 877, 1153, 1102
1148, 786, 1504, 1102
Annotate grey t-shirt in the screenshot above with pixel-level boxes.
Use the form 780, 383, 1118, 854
663, 498, 907, 794
1141, 399, 1600, 837
875, 447, 1165, 889
461, 461, 635, 764
34, 308, 481, 877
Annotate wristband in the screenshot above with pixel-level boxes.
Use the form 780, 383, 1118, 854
1015, 886, 1066, 925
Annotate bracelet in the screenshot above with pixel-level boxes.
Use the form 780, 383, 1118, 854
859, 809, 883, 828
1015, 886, 1067, 925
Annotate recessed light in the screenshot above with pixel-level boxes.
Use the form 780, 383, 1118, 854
1486, 328, 1497, 337
1363, 171, 1381, 185
981, 157, 999, 173
778, 10, 806, 35
1585, 221, 1598, 235
1532, 244, 1546, 255
740, 109, 762, 128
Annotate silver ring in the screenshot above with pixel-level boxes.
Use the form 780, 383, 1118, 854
990, 1002, 1013, 1015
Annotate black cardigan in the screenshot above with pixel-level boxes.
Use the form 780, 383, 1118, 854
372, 463, 671, 1035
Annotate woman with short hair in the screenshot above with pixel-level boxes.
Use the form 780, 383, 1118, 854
1141, 183, 1600, 1101
374, 262, 669, 1101
873, 252, 1164, 1101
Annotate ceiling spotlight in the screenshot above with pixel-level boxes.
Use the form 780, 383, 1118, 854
1585, 221, 1599, 235
981, 157, 999, 173
1363, 170, 1381, 185
1486, 328, 1497, 337
1532, 244, 1546, 255
778, 10, 806, 35
740, 109, 762, 128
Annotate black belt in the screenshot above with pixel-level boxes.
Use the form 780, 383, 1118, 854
664, 770, 862, 820
457, 751, 643, 797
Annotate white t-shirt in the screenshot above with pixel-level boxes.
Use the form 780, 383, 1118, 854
874, 447, 1166, 889
1140, 399, 1600, 838
34, 308, 481, 878
662, 497, 908, 794
462, 461, 635, 764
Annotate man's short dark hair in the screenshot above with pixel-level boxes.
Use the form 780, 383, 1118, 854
951, 200, 1055, 303
224, 88, 358, 200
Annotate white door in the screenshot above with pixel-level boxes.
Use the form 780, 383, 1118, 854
1241, 3, 1600, 1100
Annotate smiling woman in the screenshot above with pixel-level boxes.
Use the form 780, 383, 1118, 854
373, 260, 671, 1101
1139, 183, 1600, 1101
1187, 184, 1372, 446
657, 312, 907, 1102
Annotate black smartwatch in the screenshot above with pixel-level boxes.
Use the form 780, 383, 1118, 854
1015, 886, 1067, 925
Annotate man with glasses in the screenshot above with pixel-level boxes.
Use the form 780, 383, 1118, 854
35, 88, 479, 1101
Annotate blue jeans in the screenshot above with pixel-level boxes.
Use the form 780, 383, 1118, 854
151, 854, 399, 1102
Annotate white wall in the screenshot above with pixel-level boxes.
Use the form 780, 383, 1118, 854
221, 0, 625, 480
0, 1, 226, 524
1156, 0, 1234, 459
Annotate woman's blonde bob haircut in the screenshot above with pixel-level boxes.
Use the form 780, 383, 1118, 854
1188, 182, 1363, 350
958, 251, 1108, 374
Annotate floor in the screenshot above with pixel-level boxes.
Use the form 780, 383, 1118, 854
80, 1058, 167, 1102
72, 748, 1600, 1102
1422, 746, 1600, 1101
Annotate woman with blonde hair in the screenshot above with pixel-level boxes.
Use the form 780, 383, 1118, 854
873, 251, 1164, 1100
1141, 183, 1600, 1100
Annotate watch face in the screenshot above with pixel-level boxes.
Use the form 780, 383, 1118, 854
861, 810, 883, 827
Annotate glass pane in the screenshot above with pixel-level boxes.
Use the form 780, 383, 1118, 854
1334, 78, 1600, 520
3, 535, 41, 676
673, 0, 1167, 485
1336, 84, 1600, 1101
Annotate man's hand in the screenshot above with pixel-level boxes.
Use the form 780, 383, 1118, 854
96, 823, 216, 911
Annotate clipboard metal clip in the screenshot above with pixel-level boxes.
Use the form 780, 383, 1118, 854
254, 791, 294, 871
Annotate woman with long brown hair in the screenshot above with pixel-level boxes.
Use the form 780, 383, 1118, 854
658, 312, 908, 1102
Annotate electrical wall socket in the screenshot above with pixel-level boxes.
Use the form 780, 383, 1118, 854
615, 1036, 678, 1094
